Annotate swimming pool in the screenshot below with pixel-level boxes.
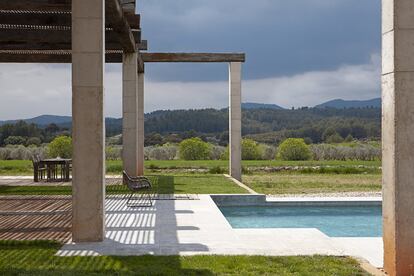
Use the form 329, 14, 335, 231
219, 205, 382, 237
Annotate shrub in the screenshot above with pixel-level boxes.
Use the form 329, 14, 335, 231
147, 144, 178, 160
310, 143, 380, 161
259, 144, 276, 160
344, 134, 354, 142
9, 145, 32, 160
220, 146, 229, 160
106, 146, 122, 160
179, 138, 211, 160
325, 133, 344, 144
277, 138, 311, 161
0, 146, 47, 160
210, 145, 226, 160
242, 139, 262, 160
48, 136, 72, 158
209, 166, 225, 174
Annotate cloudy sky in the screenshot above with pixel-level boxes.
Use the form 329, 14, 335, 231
0, 0, 381, 120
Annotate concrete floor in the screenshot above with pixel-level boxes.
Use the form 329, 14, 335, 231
57, 195, 383, 268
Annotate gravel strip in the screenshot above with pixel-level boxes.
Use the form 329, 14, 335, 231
267, 191, 382, 198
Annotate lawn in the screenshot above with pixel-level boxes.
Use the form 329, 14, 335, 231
0, 174, 247, 195
0, 241, 370, 276
0, 159, 381, 176
243, 173, 382, 194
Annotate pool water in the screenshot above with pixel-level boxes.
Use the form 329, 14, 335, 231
219, 205, 382, 237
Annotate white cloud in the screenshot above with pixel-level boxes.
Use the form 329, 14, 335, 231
0, 55, 380, 120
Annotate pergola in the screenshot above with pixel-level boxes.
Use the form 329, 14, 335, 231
0, 0, 244, 242
0, 0, 413, 274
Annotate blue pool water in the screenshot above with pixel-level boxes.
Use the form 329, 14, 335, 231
219, 205, 382, 237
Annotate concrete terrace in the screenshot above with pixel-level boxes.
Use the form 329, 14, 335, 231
57, 195, 383, 267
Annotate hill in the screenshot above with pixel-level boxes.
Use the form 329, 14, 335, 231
0, 115, 72, 126
241, 102, 285, 110
0, 101, 382, 146
315, 98, 381, 109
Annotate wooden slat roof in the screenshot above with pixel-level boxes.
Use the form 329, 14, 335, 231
0, 0, 143, 62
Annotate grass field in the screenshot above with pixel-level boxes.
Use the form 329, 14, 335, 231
0, 241, 369, 276
243, 173, 382, 194
0, 159, 381, 176
0, 174, 247, 195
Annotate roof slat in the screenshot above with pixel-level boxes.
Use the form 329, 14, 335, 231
0, 11, 140, 29
0, 29, 141, 50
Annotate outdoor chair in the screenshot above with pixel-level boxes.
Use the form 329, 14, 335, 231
123, 171, 153, 207
32, 155, 46, 182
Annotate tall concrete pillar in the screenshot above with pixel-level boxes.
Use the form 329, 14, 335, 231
229, 62, 242, 181
382, 0, 414, 274
71, 0, 105, 242
122, 53, 144, 176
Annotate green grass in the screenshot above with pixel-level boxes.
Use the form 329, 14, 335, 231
0, 160, 381, 176
0, 174, 247, 195
0, 160, 33, 175
0, 240, 369, 276
243, 173, 382, 194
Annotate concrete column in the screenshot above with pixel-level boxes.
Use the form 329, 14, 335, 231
71, 0, 105, 242
122, 53, 144, 176
382, 0, 414, 274
229, 62, 242, 181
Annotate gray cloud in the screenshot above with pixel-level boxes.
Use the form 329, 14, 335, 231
0, 55, 379, 120
140, 0, 380, 81
0, 1, 381, 119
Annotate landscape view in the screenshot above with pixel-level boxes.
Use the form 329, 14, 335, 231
1, 0, 399, 275
0, 98, 382, 196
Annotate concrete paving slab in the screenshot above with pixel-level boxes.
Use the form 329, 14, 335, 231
57, 195, 383, 268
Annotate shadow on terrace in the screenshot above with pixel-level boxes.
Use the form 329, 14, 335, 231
0, 175, 213, 274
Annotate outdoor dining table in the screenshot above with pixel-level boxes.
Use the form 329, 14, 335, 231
36, 158, 72, 182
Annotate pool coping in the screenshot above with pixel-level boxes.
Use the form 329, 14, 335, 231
210, 194, 384, 268
211, 194, 382, 207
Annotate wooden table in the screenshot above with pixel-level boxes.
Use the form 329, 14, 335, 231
37, 159, 72, 182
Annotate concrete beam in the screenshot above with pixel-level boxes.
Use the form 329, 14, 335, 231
229, 62, 242, 181
382, 0, 414, 274
71, 0, 105, 242
123, 52, 144, 177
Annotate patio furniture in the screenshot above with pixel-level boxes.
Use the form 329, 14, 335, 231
38, 158, 72, 182
32, 155, 47, 182
123, 171, 153, 207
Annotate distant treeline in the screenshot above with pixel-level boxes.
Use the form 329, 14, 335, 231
0, 121, 69, 146
0, 106, 381, 147
143, 107, 381, 145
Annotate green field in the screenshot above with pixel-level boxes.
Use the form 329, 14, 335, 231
0, 241, 369, 276
0, 160, 383, 195
0, 174, 247, 195
0, 160, 381, 176
243, 173, 382, 194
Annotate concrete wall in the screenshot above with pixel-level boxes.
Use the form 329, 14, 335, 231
382, 0, 414, 274
71, 0, 106, 242
229, 62, 242, 181
122, 53, 144, 176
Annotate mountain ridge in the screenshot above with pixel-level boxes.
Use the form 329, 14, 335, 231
315, 98, 380, 109
0, 98, 381, 126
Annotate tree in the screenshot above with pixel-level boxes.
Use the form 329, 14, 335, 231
242, 139, 262, 160
344, 134, 354, 142
326, 133, 344, 144
277, 138, 311, 161
26, 137, 42, 146
179, 137, 211, 160
4, 136, 26, 145
48, 136, 72, 158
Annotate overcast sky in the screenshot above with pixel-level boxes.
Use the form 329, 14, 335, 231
0, 0, 381, 120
